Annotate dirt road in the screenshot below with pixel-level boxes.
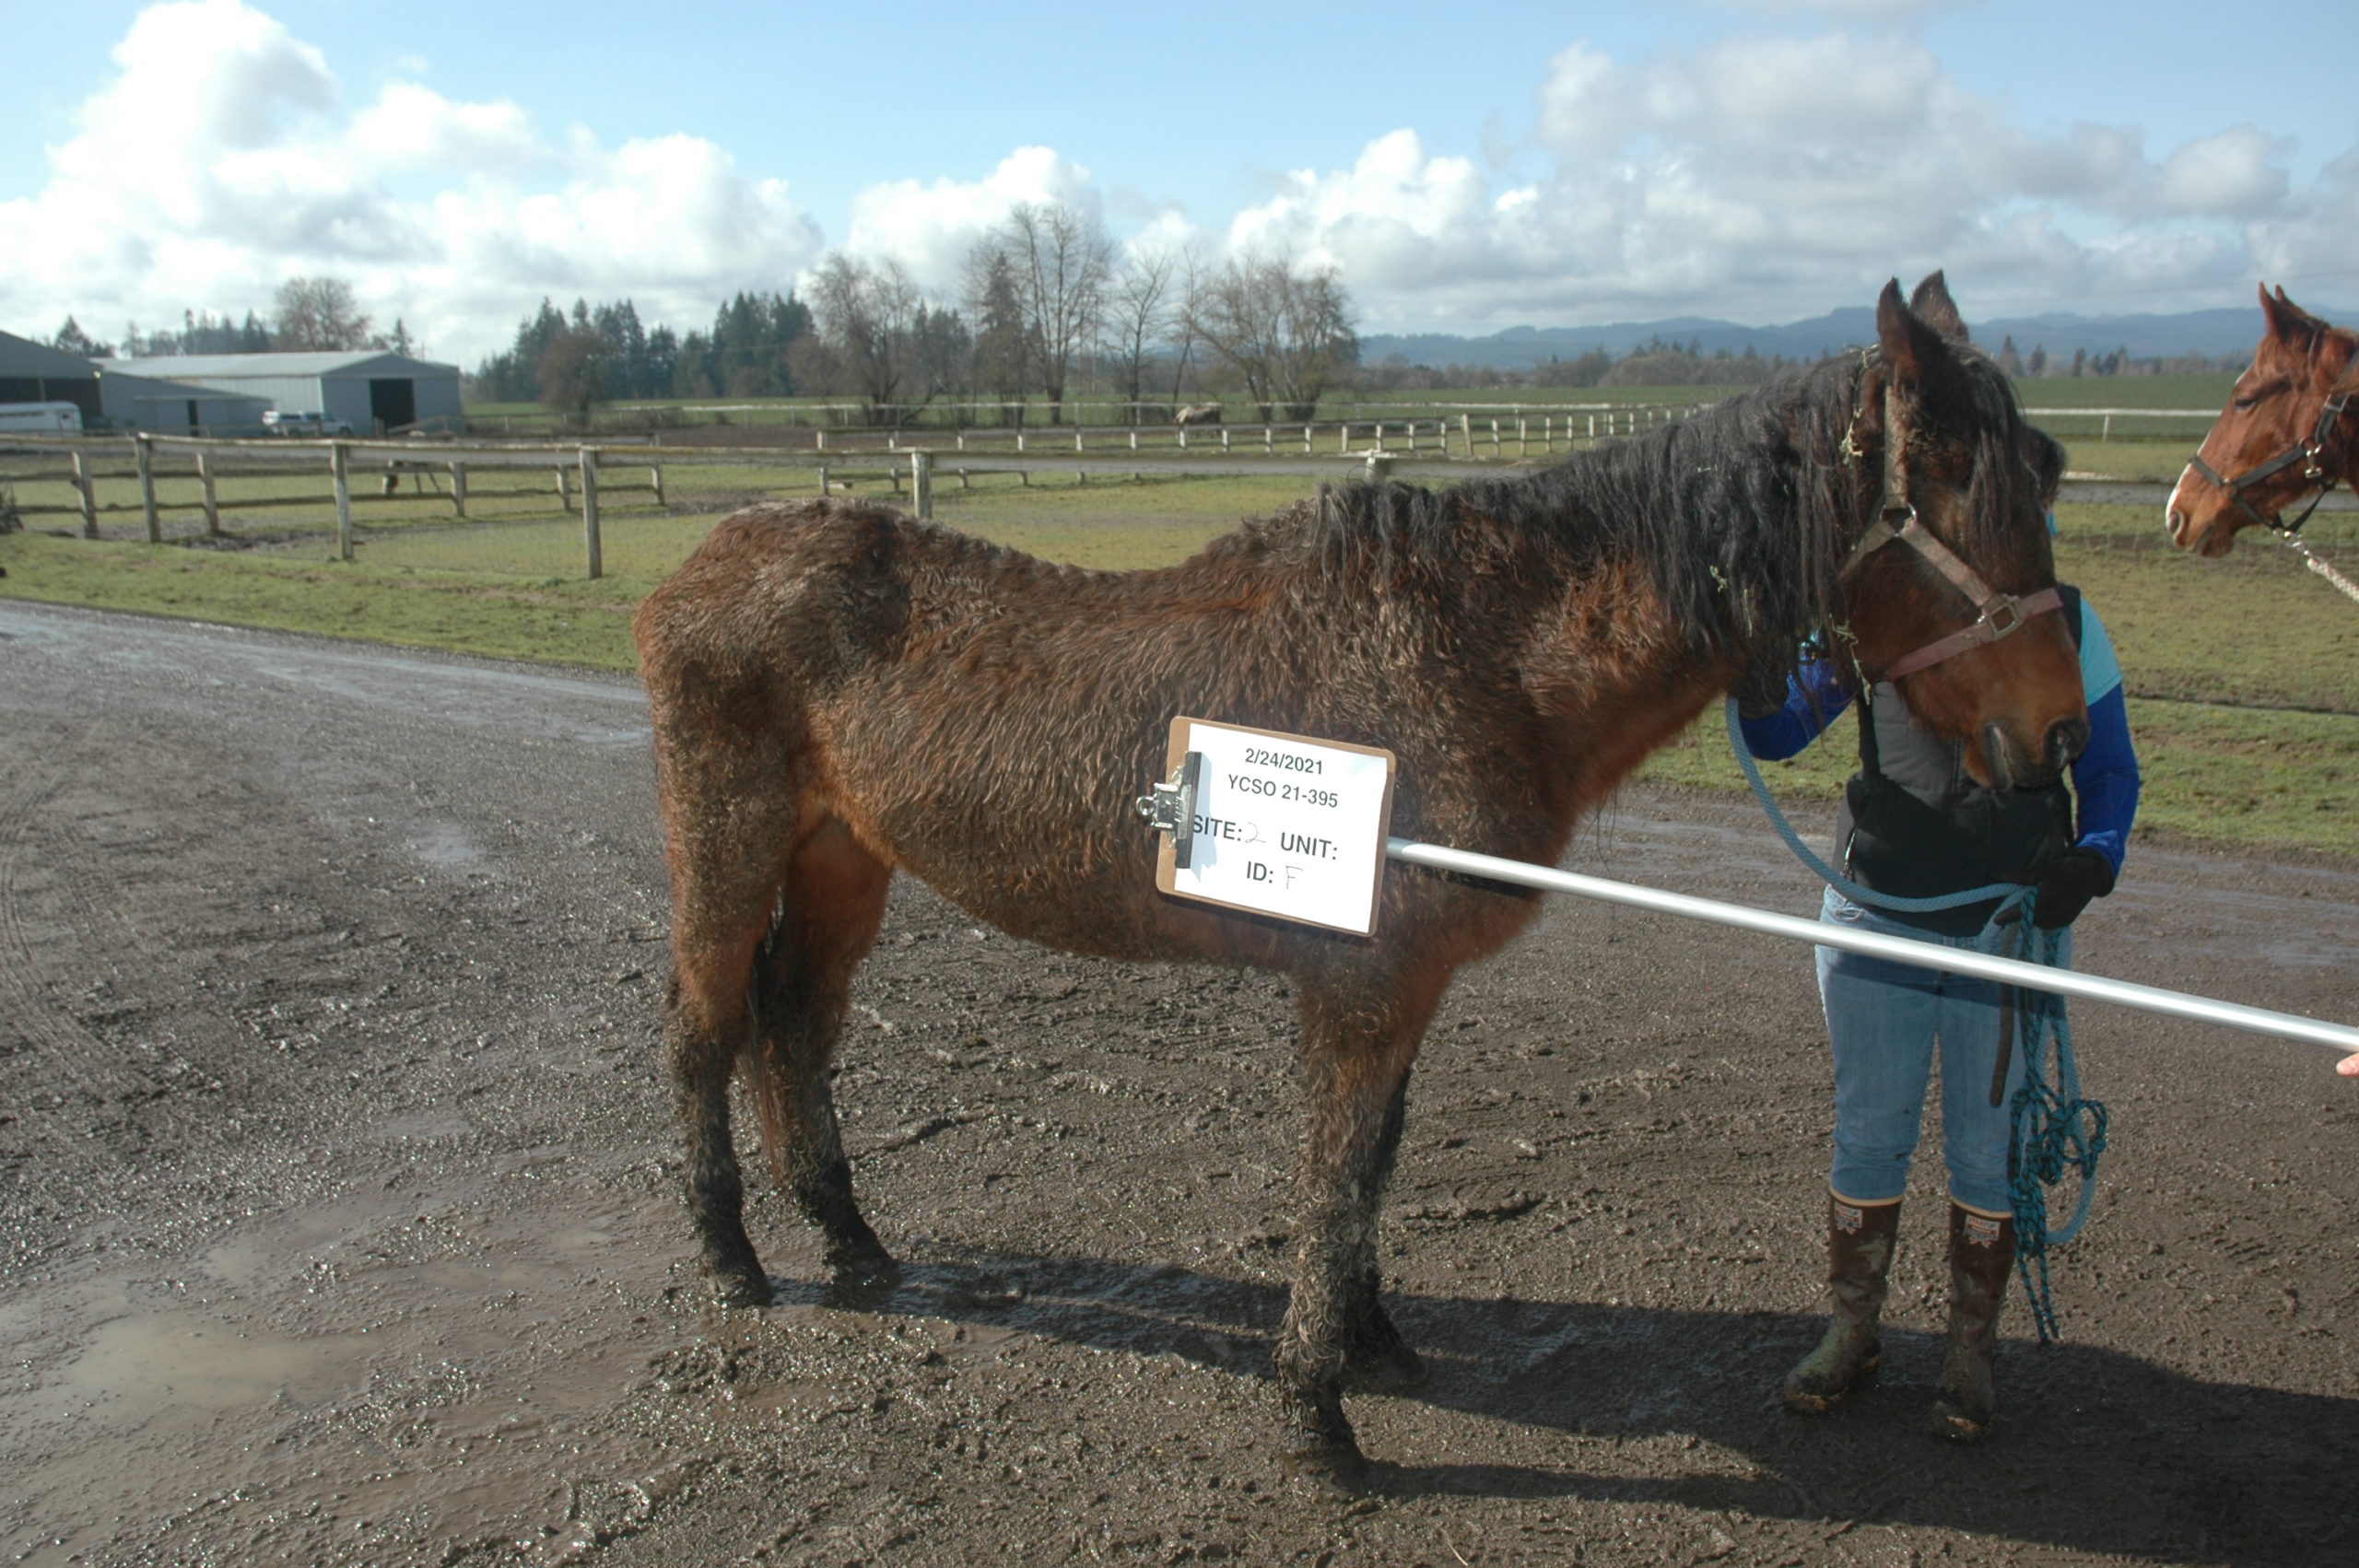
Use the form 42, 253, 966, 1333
1, 599, 2351, 1566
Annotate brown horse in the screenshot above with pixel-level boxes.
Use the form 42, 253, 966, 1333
631, 274, 2088, 1488
2167, 285, 2358, 556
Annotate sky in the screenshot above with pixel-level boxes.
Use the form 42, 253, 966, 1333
2, 0, 2353, 368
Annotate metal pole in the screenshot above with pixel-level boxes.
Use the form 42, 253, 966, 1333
1382, 837, 2359, 1056
910, 450, 933, 520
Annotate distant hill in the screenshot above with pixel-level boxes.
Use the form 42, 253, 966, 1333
1359, 304, 2350, 373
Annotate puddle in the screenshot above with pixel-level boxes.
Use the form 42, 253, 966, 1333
406, 821, 488, 870
0, 1188, 675, 1566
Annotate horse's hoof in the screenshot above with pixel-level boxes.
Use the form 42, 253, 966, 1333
1344, 1341, 1428, 1395
1930, 1397, 1993, 1443
710, 1265, 775, 1309
826, 1245, 906, 1311
1282, 1437, 1372, 1498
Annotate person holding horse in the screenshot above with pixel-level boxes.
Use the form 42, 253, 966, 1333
1741, 529, 2141, 1443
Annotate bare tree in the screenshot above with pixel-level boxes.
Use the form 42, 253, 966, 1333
1102, 245, 1180, 426
1185, 254, 1357, 423
272, 276, 375, 351
791, 252, 935, 423
974, 201, 1111, 425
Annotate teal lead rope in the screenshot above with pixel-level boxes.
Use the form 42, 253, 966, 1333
1723, 699, 2107, 1341
2001, 936, 2107, 1343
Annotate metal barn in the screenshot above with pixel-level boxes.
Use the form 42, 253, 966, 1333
0, 330, 104, 425
107, 350, 464, 434
97, 369, 270, 433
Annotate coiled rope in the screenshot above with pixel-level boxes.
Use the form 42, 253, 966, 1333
1723, 698, 2105, 1340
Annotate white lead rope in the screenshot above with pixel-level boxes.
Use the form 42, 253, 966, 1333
1383, 837, 2359, 1056
2282, 531, 2359, 606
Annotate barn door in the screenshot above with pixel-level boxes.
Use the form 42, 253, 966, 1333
369, 378, 417, 432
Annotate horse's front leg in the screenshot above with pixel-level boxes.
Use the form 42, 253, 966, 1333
1278, 972, 1444, 1491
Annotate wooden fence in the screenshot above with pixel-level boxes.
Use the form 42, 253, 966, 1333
6, 414, 2289, 583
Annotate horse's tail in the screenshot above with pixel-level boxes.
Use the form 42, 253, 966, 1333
744, 893, 801, 1182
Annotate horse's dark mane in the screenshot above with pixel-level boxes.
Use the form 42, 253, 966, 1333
1230, 340, 2052, 678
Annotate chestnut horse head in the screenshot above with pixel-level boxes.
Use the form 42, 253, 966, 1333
2167, 285, 2359, 557
1824, 273, 2087, 788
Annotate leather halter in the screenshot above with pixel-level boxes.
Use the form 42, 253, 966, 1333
1839, 368, 2062, 682
2183, 377, 2355, 535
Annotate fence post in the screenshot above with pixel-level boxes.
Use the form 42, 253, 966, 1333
910, 450, 933, 520
1461, 414, 1474, 459
1177, 425, 1187, 451
1264, 425, 1273, 454
331, 440, 354, 561
556, 463, 571, 509
650, 461, 665, 506
72, 449, 97, 537
815, 428, 827, 451
196, 449, 220, 536
1519, 416, 1529, 457
136, 436, 159, 543
1302, 424, 1312, 455
1337, 423, 1349, 456
1365, 452, 1393, 485
581, 447, 602, 579
451, 462, 468, 519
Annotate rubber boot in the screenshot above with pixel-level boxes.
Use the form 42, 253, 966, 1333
1931, 1201, 2016, 1442
1782, 1195, 1900, 1415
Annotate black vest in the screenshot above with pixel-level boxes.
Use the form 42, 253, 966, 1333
1835, 587, 2083, 937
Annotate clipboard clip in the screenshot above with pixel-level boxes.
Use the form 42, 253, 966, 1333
1135, 751, 1203, 869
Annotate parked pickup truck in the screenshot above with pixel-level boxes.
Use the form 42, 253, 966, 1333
262, 410, 354, 436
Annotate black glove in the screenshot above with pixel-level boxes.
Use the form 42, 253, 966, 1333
2020, 846, 2116, 930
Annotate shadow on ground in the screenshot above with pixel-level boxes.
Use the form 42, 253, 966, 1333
763, 1247, 2351, 1567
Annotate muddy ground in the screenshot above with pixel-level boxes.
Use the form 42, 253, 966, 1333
0, 598, 2352, 1568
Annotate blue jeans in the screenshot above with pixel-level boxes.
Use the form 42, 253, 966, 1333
1814, 887, 2066, 1214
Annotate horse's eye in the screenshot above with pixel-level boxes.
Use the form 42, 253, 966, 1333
2233, 381, 2286, 412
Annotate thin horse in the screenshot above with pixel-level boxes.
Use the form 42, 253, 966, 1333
2166, 284, 2359, 556
632, 274, 2089, 1488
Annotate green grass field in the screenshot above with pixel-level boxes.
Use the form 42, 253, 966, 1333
14, 370, 2344, 860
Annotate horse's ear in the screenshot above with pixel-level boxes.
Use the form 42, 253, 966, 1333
1907, 271, 1971, 345
2261, 283, 2324, 345
1875, 277, 1950, 385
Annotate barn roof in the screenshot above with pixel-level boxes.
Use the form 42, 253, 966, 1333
0, 329, 103, 380
109, 350, 458, 379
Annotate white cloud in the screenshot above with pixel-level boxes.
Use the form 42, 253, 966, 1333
1243, 28, 2346, 331
841, 147, 1100, 292
0, 0, 822, 362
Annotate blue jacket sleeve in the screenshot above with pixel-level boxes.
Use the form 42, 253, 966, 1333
2071, 682, 2139, 874
1738, 660, 1854, 760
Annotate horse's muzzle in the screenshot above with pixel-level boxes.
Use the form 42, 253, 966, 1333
1979, 716, 2086, 791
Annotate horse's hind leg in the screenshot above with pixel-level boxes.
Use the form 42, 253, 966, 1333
1278, 969, 1448, 1490
1339, 1081, 1426, 1395
663, 844, 800, 1305
748, 819, 897, 1286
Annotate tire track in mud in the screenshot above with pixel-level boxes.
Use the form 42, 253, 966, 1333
0, 731, 182, 1123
